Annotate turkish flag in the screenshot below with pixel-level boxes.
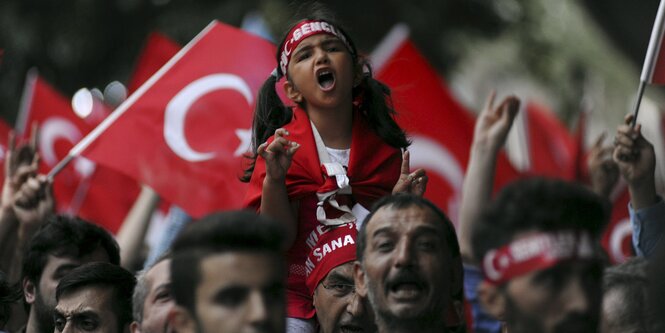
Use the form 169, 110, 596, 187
81, 21, 276, 217
127, 32, 181, 94
523, 102, 576, 179
372, 27, 519, 223
572, 109, 589, 183
601, 184, 634, 263
0, 119, 12, 185
17, 73, 140, 233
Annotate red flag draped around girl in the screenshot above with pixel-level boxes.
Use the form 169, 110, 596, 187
242, 14, 428, 329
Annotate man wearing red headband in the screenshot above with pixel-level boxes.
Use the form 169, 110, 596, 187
306, 223, 376, 333
353, 194, 463, 333
470, 178, 608, 333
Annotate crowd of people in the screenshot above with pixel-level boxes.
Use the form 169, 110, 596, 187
1, 4, 664, 333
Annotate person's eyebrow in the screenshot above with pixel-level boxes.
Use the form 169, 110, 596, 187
293, 42, 313, 57
371, 226, 395, 238
151, 283, 172, 302
53, 264, 79, 277
72, 310, 101, 320
213, 285, 249, 301
54, 308, 66, 317
320, 38, 344, 47
325, 272, 353, 284
412, 225, 443, 237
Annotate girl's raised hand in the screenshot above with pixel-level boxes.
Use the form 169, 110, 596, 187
258, 128, 300, 183
392, 150, 428, 196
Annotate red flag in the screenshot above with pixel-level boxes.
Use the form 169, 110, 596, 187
601, 184, 634, 263
524, 102, 575, 179
0, 119, 12, 185
572, 109, 589, 182
127, 32, 181, 94
81, 21, 276, 217
17, 73, 139, 233
372, 25, 519, 222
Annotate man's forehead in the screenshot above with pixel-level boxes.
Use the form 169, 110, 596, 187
56, 286, 113, 312
325, 262, 354, 280
146, 259, 171, 286
199, 251, 282, 281
367, 205, 444, 235
293, 34, 341, 53
48, 245, 110, 265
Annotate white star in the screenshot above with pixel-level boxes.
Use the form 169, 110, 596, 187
234, 128, 252, 157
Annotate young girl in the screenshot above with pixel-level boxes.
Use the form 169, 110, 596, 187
242, 10, 427, 331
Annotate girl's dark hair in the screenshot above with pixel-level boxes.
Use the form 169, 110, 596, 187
241, 5, 409, 182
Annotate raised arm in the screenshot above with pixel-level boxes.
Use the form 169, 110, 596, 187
258, 128, 300, 250
587, 133, 619, 199
0, 131, 40, 276
613, 114, 663, 257
613, 114, 658, 209
459, 92, 520, 263
116, 185, 160, 269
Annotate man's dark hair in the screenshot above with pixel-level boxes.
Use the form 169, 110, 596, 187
170, 210, 284, 314
55, 262, 135, 330
22, 215, 120, 285
471, 177, 609, 263
0, 270, 22, 327
357, 193, 461, 263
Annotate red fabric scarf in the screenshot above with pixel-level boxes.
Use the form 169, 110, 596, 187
244, 106, 401, 213
244, 106, 402, 318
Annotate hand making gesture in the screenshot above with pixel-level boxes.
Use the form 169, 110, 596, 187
392, 150, 428, 196
258, 128, 300, 183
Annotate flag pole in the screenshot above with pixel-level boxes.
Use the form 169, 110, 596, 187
47, 154, 75, 181
630, 81, 647, 128
636, 0, 665, 127
45, 20, 218, 181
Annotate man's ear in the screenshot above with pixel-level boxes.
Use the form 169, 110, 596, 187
23, 277, 36, 305
477, 281, 506, 321
283, 80, 303, 104
168, 305, 197, 333
353, 261, 368, 298
129, 321, 141, 333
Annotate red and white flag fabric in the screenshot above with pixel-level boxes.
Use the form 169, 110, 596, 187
507, 102, 576, 179
572, 109, 589, 182
641, 0, 665, 84
79, 21, 276, 218
0, 119, 13, 185
17, 72, 140, 233
127, 32, 181, 94
372, 25, 520, 223
602, 184, 634, 264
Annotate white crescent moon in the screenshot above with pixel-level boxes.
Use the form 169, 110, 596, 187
40, 117, 83, 166
609, 218, 632, 263
164, 74, 253, 162
408, 134, 465, 219
482, 249, 501, 281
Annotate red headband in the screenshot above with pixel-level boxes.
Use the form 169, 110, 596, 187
482, 231, 596, 285
278, 20, 353, 76
304, 222, 357, 295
